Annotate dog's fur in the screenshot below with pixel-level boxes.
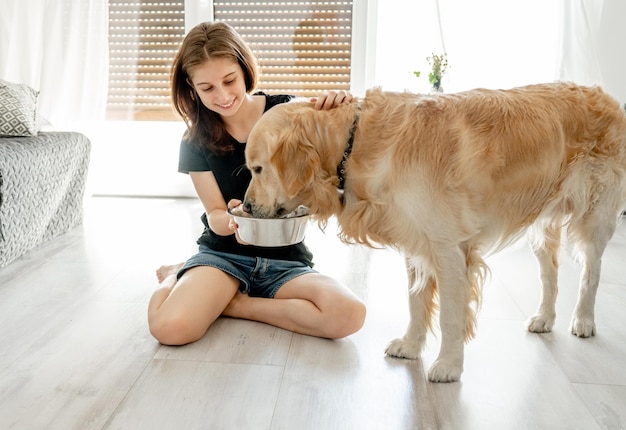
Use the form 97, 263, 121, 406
243, 83, 626, 382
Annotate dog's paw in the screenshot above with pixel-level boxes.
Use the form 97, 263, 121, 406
569, 317, 596, 338
427, 358, 463, 383
385, 338, 422, 359
526, 314, 555, 333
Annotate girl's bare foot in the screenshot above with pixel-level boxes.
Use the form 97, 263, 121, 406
156, 262, 184, 283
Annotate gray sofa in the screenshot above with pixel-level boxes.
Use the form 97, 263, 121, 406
0, 131, 91, 267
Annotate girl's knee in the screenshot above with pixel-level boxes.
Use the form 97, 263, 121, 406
327, 299, 367, 339
149, 311, 206, 346
346, 299, 367, 335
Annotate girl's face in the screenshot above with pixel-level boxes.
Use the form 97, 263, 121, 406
188, 57, 247, 118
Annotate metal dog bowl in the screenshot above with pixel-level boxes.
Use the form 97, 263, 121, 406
229, 209, 310, 247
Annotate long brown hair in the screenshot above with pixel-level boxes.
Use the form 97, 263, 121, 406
171, 22, 258, 154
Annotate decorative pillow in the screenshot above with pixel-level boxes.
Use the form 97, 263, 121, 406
0, 79, 44, 137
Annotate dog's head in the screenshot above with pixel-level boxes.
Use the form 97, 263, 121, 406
243, 102, 321, 218
243, 101, 348, 219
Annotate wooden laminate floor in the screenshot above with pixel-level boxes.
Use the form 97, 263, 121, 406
1, 197, 625, 430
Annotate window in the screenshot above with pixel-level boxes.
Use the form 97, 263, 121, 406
106, 1, 355, 121
107, 1, 185, 120
213, 1, 353, 97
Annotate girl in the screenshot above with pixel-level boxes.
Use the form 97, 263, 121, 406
148, 22, 366, 345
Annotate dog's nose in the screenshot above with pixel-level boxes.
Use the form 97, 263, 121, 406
242, 201, 252, 213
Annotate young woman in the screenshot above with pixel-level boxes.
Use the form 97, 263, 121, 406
148, 22, 366, 346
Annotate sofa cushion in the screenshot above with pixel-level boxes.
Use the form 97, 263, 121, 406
0, 79, 46, 137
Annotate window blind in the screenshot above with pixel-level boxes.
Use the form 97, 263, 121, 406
106, 1, 353, 121
107, 1, 185, 120
214, 1, 353, 97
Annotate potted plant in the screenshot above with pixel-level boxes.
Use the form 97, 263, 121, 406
426, 53, 448, 92
414, 53, 449, 93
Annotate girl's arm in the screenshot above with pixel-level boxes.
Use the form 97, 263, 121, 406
189, 171, 234, 236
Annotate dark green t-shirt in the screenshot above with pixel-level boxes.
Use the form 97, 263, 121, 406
178, 92, 314, 267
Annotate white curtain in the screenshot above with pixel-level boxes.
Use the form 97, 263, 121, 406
557, 0, 604, 86
558, 0, 626, 105
0, 0, 109, 127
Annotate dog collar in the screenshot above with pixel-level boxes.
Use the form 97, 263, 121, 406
337, 103, 361, 195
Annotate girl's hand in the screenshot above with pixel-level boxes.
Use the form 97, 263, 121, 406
227, 199, 250, 245
310, 90, 353, 110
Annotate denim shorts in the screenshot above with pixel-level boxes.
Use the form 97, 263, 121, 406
177, 245, 317, 298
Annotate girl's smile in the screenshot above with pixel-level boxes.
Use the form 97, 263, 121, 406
188, 57, 247, 117
216, 98, 236, 110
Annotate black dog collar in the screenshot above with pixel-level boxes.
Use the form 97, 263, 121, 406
337, 104, 361, 194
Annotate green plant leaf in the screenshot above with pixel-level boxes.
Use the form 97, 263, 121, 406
428, 72, 437, 86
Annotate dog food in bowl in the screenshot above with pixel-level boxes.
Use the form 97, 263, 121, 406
229, 205, 310, 247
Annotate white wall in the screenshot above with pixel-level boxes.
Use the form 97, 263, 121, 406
80, 121, 196, 198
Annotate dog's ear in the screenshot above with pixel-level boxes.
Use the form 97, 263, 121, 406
270, 111, 322, 199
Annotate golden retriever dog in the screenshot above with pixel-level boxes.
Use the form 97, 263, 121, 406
243, 83, 626, 382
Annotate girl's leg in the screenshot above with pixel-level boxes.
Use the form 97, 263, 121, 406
223, 273, 366, 339
148, 266, 240, 345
